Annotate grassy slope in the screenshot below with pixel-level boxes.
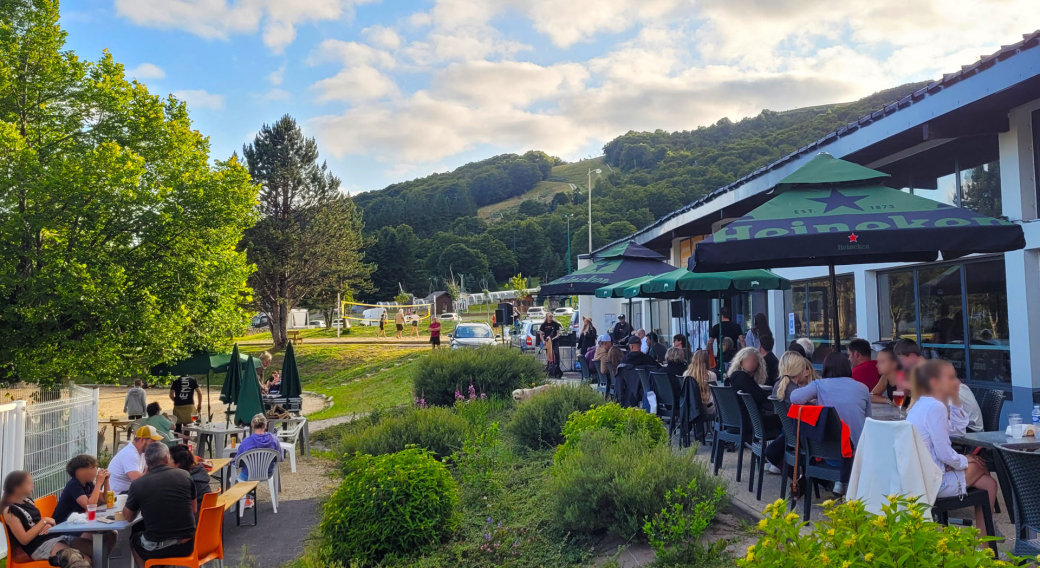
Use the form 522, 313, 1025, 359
477, 157, 606, 221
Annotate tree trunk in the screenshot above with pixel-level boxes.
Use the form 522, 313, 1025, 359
270, 303, 288, 349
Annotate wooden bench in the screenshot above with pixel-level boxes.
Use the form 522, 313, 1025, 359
217, 481, 260, 526
288, 330, 303, 345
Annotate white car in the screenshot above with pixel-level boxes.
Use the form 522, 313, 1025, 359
526, 307, 546, 318
449, 323, 498, 349
307, 319, 326, 329
439, 312, 460, 321
554, 307, 574, 316
332, 318, 351, 329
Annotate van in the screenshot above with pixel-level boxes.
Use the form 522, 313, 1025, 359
362, 307, 386, 326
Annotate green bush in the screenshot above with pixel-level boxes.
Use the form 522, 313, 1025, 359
644, 480, 728, 566
742, 496, 1015, 567
413, 347, 544, 406
333, 406, 467, 461
320, 448, 460, 566
556, 403, 667, 461
507, 386, 603, 450
549, 429, 723, 537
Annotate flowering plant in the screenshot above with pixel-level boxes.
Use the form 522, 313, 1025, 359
740, 496, 1020, 567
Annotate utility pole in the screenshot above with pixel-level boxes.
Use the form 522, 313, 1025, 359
587, 167, 602, 253
563, 213, 573, 274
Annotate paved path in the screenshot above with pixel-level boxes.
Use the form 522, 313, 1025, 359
222, 499, 319, 568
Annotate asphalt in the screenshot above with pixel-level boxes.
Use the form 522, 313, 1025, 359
222, 499, 321, 568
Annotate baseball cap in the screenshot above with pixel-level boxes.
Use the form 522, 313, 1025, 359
618, 314, 625, 319
598, 334, 612, 343
626, 335, 641, 346
135, 425, 164, 441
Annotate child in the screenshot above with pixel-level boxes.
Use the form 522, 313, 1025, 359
53, 455, 109, 524
2, 470, 92, 567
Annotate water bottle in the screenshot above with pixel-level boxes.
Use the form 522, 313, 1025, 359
1031, 404, 1040, 429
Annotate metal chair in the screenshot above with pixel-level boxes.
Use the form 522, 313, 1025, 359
651, 371, 679, 438
738, 391, 778, 501
799, 409, 846, 521
980, 389, 1006, 432
995, 443, 1040, 555
233, 448, 282, 517
770, 398, 802, 501
708, 385, 746, 481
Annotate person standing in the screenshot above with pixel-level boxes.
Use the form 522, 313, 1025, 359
122, 443, 198, 567
124, 379, 147, 421
577, 317, 598, 354
377, 311, 387, 338
394, 309, 405, 339
410, 310, 420, 337
759, 334, 780, 386
538, 313, 563, 366
168, 374, 201, 433
611, 315, 632, 344
744, 313, 771, 350
428, 316, 442, 349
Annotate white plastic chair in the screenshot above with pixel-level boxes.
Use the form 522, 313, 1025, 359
275, 419, 306, 473
233, 448, 282, 515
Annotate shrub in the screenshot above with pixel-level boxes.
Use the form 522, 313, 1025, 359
742, 496, 1014, 567
644, 480, 728, 566
413, 347, 544, 406
556, 403, 667, 461
507, 386, 603, 450
334, 406, 467, 461
320, 448, 460, 566
549, 429, 723, 536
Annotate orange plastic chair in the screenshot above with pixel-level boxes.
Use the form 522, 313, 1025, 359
3, 522, 51, 568
143, 504, 226, 568
34, 495, 57, 519
200, 491, 218, 510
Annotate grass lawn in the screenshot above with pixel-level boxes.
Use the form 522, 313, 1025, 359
234, 320, 461, 341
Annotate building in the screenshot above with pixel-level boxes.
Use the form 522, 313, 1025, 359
580, 30, 1040, 417
425, 291, 454, 315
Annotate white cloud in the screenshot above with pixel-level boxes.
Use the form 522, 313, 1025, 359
518, 0, 687, 48
308, 39, 396, 68
259, 88, 292, 101
362, 25, 402, 50
434, 60, 588, 107
114, 0, 378, 53
311, 66, 399, 103
267, 65, 286, 85
173, 89, 225, 110
125, 62, 166, 79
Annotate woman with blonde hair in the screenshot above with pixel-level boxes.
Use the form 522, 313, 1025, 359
772, 351, 814, 403
727, 347, 780, 432
683, 349, 717, 415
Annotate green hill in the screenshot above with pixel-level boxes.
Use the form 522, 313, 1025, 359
478, 157, 607, 221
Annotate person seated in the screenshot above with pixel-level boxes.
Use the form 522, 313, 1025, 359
235, 414, 283, 481
790, 352, 872, 447
759, 334, 779, 386
764, 351, 817, 473
906, 359, 997, 535
663, 347, 687, 379
619, 336, 660, 369
122, 444, 197, 567
648, 333, 668, 365
683, 350, 717, 416
720, 337, 737, 364
847, 338, 880, 391
592, 334, 619, 379
108, 426, 164, 494
169, 445, 211, 510
54, 455, 109, 524
2, 471, 94, 566
726, 347, 779, 430
870, 346, 902, 405
138, 402, 185, 447
672, 334, 688, 351
265, 371, 282, 395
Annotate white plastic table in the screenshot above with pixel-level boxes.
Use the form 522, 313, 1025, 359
184, 423, 248, 457
49, 511, 138, 568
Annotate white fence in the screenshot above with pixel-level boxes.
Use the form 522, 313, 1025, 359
0, 385, 98, 559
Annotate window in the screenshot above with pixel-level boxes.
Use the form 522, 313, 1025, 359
1033, 109, 1040, 214
910, 142, 1001, 217
784, 274, 856, 365
876, 257, 1010, 384
677, 236, 705, 268
960, 161, 1002, 217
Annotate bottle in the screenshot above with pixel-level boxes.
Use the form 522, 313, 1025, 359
1031, 404, 1040, 429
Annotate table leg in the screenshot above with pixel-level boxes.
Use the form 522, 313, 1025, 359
112, 429, 118, 456
303, 422, 310, 457
92, 532, 104, 568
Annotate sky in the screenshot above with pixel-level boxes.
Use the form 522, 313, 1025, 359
61, 0, 1040, 193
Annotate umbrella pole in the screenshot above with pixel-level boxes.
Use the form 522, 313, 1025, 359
206, 370, 212, 422
829, 264, 841, 353
716, 292, 723, 374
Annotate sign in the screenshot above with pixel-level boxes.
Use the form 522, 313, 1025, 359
604, 313, 617, 330
788, 313, 796, 336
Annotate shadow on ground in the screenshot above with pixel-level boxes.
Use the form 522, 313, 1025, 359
222, 499, 319, 567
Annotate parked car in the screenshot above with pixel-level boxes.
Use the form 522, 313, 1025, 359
439, 312, 460, 321
569, 309, 581, 332
510, 320, 542, 353
449, 323, 497, 349
250, 313, 270, 328
332, 318, 350, 329
308, 318, 326, 329
553, 307, 574, 316
526, 307, 546, 318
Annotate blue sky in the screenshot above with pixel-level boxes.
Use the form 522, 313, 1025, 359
60, 0, 1039, 193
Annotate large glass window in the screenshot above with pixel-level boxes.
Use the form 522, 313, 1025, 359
960, 161, 1002, 217
876, 257, 1010, 384
784, 274, 856, 365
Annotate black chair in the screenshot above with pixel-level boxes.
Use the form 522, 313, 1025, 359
589, 358, 602, 385
651, 371, 680, 438
771, 398, 802, 501
637, 368, 653, 412
709, 385, 746, 481
931, 488, 998, 556
615, 366, 642, 408
995, 443, 1040, 556
738, 391, 779, 501
680, 377, 710, 446
799, 409, 846, 521
980, 389, 1006, 432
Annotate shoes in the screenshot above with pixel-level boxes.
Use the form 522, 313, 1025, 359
832, 482, 846, 496
764, 463, 782, 475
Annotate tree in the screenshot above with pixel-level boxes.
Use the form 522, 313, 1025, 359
435, 243, 488, 283
0, 0, 258, 384
960, 163, 1002, 219
365, 224, 424, 302
240, 115, 372, 348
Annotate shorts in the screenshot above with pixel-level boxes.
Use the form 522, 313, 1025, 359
430, 336, 440, 345
380, 321, 384, 330
396, 324, 404, 331
127, 414, 143, 421
937, 470, 967, 498
131, 533, 194, 561
31, 536, 75, 560
172, 405, 194, 425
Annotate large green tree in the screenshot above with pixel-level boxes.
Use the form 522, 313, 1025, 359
239, 115, 372, 348
0, 0, 258, 384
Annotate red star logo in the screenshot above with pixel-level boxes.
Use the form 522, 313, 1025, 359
848, 233, 859, 243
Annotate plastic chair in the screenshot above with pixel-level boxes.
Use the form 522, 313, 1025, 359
680, 376, 710, 446
614, 366, 642, 408
738, 391, 779, 501
275, 419, 306, 474
799, 409, 846, 521
995, 442, 1040, 555
34, 494, 57, 519
589, 359, 602, 386
708, 385, 747, 480
932, 488, 997, 556
201, 490, 218, 510
233, 448, 282, 515
143, 504, 226, 568
4, 524, 51, 568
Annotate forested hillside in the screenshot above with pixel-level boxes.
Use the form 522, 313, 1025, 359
356, 82, 929, 303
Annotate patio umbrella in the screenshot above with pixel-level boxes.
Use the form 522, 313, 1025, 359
540, 241, 675, 296
219, 344, 243, 405
639, 268, 791, 299
153, 348, 263, 420
594, 274, 661, 298
690, 153, 1025, 349
234, 356, 265, 427
280, 342, 303, 399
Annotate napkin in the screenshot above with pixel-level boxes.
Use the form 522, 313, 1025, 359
68, 512, 88, 524
1004, 423, 1036, 436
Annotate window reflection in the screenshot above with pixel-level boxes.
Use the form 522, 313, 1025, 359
785, 275, 856, 365
878, 271, 916, 341
960, 162, 1002, 218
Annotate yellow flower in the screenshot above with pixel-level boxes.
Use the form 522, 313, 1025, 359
864, 553, 873, 562
758, 519, 768, 530
826, 528, 836, 537
821, 499, 835, 507
785, 512, 799, 523
744, 550, 755, 562
820, 553, 830, 565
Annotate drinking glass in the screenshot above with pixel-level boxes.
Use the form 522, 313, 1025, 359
892, 390, 906, 419
87, 504, 96, 521
1009, 413, 1024, 439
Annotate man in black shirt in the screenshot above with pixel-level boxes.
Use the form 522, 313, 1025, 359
611, 315, 633, 344
759, 334, 780, 386
620, 336, 660, 369
708, 313, 744, 346
123, 443, 197, 566
168, 375, 201, 433
538, 314, 563, 365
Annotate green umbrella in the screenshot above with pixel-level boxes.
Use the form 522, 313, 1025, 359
541, 241, 674, 296
280, 342, 303, 399
594, 274, 661, 298
219, 344, 242, 405
234, 356, 265, 427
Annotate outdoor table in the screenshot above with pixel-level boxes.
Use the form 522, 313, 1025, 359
871, 403, 902, 421
205, 457, 233, 491
48, 509, 138, 568
184, 423, 248, 458
950, 430, 1019, 520
99, 418, 131, 454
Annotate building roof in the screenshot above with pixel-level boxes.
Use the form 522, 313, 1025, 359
595, 30, 1040, 254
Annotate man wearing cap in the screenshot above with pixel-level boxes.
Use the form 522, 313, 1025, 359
620, 335, 660, 369
611, 315, 633, 344
108, 425, 163, 494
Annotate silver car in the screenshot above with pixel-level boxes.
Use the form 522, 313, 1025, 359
449, 323, 498, 349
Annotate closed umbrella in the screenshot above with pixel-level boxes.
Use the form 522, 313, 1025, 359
234, 356, 265, 427
220, 344, 243, 405
280, 342, 303, 399
690, 153, 1025, 349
